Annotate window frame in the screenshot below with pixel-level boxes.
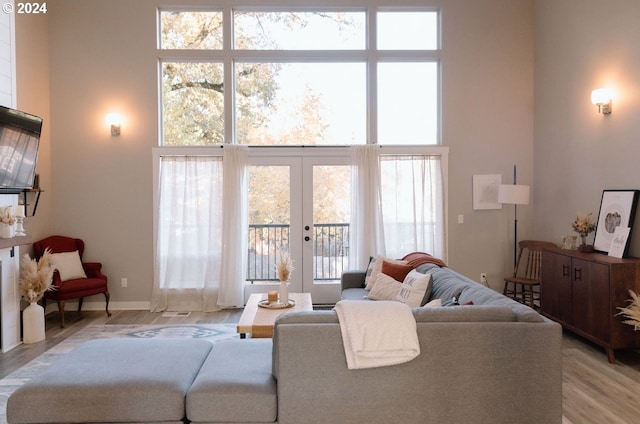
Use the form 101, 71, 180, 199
157, 5, 442, 146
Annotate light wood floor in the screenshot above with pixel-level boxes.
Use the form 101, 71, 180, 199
2, 309, 640, 424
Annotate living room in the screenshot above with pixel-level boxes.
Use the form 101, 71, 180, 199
12, 0, 638, 313
2, 0, 640, 423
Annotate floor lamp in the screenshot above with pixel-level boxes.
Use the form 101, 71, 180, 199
498, 166, 530, 268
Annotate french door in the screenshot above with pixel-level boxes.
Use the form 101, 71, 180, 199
244, 154, 351, 304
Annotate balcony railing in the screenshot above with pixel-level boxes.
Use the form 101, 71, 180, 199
247, 223, 349, 282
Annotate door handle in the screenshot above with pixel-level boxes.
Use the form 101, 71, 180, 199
304, 225, 310, 231
304, 236, 310, 241
562, 264, 570, 277
574, 268, 582, 281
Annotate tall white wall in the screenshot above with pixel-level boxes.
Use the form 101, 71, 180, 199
534, 0, 640, 256
15, 0, 535, 307
16, 10, 52, 243
0, 3, 15, 107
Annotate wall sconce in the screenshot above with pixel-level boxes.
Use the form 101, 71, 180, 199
591, 88, 612, 114
106, 113, 122, 136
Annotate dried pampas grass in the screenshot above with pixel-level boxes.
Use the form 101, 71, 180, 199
19, 248, 55, 303
276, 251, 294, 282
617, 290, 640, 331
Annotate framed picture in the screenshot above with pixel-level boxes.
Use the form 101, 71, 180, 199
472, 174, 502, 210
594, 189, 640, 256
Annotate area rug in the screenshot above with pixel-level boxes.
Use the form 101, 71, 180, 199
0, 324, 239, 424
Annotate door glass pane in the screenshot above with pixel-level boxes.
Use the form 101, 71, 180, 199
160, 11, 223, 50
234, 11, 365, 50
161, 62, 224, 146
312, 165, 351, 282
236, 62, 366, 145
377, 62, 438, 145
247, 166, 290, 283
377, 11, 438, 50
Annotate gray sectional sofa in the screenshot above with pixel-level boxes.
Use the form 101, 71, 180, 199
8, 262, 562, 424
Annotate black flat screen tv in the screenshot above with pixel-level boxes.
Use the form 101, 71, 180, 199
0, 105, 43, 193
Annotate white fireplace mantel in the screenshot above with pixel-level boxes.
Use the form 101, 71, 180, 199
0, 195, 31, 352
1, 243, 22, 351
0, 236, 32, 250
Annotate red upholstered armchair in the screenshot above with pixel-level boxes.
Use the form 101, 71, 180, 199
33, 235, 111, 328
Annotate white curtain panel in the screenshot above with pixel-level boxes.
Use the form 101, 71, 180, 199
349, 145, 386, 269
151, 156, 224, 312
218, 145, 249, 309
379, 155, 444, 260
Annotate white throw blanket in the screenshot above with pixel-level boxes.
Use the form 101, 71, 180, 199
334, 300, 420, 370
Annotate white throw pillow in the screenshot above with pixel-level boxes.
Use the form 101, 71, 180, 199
423, 298, 442, 307
364, 256, 408, 290
367, 273, 402, 301
50, 251, 87, 282
396, 271, 433, 307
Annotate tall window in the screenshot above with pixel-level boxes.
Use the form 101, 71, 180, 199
159, 8, 440, 146
154, 5, 447, 307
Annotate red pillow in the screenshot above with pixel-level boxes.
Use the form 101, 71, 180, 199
381, 260, 414, 282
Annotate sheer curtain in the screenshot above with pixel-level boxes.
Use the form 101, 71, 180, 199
218, 145, 248, 308
349, 145, 386, 269
349, 148, 445, 268
152, 156, 224, 312
380, 154, 444, 260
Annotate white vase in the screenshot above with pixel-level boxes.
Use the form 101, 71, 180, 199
0, 223, 14, 238
279, 280, 289, 304
23, 302, 45, 344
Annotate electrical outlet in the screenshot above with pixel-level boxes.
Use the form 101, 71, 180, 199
121, 278, 128, 288
480, 273, 487, 285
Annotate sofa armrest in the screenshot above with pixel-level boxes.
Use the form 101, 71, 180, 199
341, 270, 366, 290
83, 262, 106, 280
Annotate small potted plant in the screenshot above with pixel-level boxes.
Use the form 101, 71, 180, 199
19, 248, 55, 343
276, 250, 293, 305
572, 213, 596, 252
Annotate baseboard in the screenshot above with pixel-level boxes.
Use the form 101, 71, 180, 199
44, 300, 151, 314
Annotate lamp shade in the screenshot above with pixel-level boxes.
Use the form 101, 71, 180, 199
498, 184, 530, 205
591, 88, 612, 105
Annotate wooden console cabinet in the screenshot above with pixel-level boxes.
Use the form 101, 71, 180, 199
541, 247, 640, 363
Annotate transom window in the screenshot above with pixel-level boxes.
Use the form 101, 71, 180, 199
158, 8, 440, 146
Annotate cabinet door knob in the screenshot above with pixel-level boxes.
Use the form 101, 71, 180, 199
304, 236, 310, 241
562, 264, 570, 277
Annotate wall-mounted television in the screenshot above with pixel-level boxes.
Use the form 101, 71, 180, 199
0, 105, 43, 194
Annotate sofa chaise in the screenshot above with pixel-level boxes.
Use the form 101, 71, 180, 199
7, 262, 562, 424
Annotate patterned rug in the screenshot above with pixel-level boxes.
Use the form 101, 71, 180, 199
0, 324, 239, 424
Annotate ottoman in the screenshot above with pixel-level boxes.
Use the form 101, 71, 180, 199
7, 338, 213, 424
186, 339, 277, 423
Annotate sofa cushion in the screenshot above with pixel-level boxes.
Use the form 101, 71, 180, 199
368, 272, 402, 301
398, 270, 433, 307
413, 305, 516, 322
7, 339, 213, 424
342, 287, 369, 301
381, 259, 414, 282
187, 339, 277, 423
418, 263, 544, 323
365, 255, 407, 290
275, 310, 339, 325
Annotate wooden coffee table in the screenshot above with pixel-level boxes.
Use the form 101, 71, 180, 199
237, 292, 313, 338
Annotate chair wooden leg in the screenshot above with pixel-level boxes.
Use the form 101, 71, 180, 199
78, 297, 84, 313
104, 292, 112, 317
57, 300, 66, 328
